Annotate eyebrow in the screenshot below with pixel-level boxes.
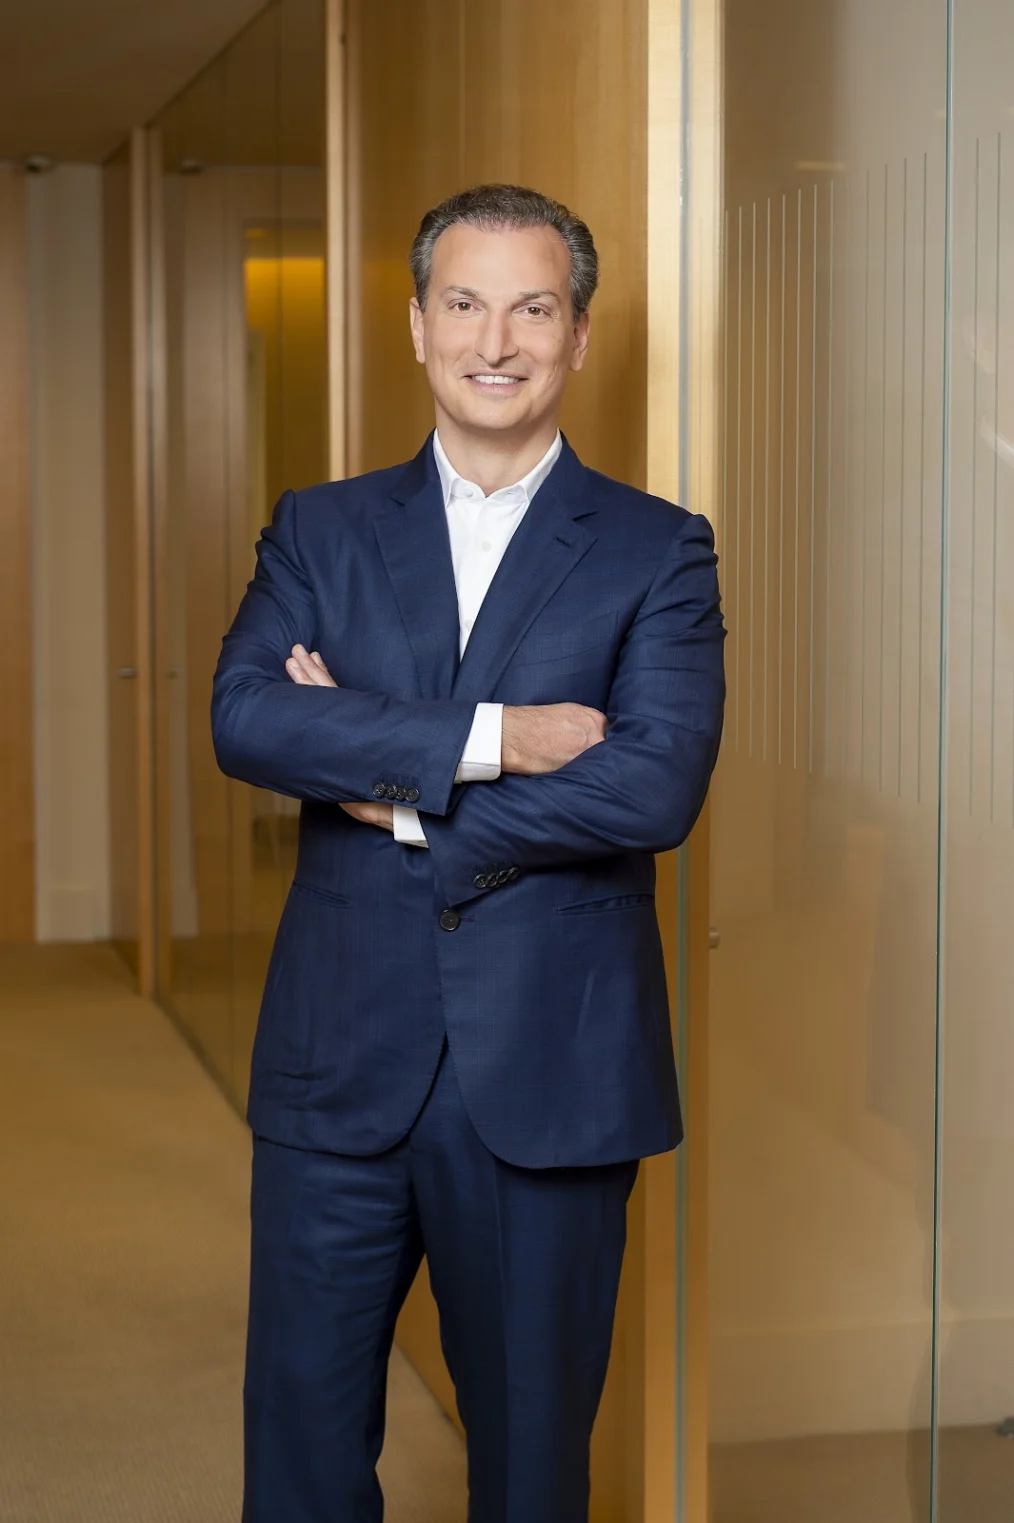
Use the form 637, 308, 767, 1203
441, 286, 561, 304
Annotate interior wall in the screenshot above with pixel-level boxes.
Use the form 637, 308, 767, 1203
344, 3, 654, 1516
0, 168, 34, 941
28, 165, 112, 942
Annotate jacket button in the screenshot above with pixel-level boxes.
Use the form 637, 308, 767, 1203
439, 909, 460, 932
372, 782, 386, 798
506, 866, 520, 882
496, 868, 510, 885
473, 874, 488, 890
395, 786, 408, 801
385, 784, 400, 800
405, 787, 420, 803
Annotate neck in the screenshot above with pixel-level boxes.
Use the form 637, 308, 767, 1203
433, 413, 559, 495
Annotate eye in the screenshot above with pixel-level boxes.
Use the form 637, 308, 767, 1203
452, 300, 474, 313
523, 305, 549, 318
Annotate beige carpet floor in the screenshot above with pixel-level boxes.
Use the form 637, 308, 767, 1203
0, 943, 466, 1523
713, 1423, 1014, 1522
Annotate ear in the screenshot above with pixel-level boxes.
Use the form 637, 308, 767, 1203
409, 297, 426, 364
569, 309, 591, 373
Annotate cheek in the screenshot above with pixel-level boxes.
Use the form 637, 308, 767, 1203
534, 348, 573, 390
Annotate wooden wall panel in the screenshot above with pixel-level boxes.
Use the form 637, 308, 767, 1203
0, 170, 34, 942
344, 0, 464, 474
459, 0, 649, 490
346, 0, 648, 489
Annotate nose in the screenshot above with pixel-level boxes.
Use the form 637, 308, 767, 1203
474, 308, 519, 367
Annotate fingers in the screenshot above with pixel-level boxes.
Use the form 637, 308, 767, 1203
286, 644, 337, 687
285, 653, 312, 683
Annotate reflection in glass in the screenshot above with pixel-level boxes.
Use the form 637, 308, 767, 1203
152, 0, 326, 1107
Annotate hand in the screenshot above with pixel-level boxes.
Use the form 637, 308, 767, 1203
285, 644, 337, 687
284, 645, 391, 831
339, 800, 395, 831
500, 703, 608, 775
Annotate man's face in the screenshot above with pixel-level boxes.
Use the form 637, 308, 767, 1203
409, 222, 590, 440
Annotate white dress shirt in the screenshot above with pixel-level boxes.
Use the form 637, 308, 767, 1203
392, 428, 564, 847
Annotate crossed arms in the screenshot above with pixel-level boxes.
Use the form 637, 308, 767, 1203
211, 494, 725, 906
283, 641, 608, 830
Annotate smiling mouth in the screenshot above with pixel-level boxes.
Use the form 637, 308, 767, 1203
466, 373, 525, 388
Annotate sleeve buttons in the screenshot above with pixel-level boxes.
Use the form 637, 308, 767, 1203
405, 787, 420, 803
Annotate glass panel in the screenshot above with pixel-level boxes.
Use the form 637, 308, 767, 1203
938, 1, 1014, 1516
153, 0, 325, 1107
708, 3, 949, 1517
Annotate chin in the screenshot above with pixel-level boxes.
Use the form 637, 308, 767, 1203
453, 402, 529, 433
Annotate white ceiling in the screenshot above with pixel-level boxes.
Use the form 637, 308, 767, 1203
0, 0, 272, 162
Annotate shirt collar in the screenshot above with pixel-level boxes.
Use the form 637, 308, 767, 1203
432, 429, 563, 509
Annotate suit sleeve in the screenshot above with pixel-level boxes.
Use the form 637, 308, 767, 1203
211, 490, 478, 810
422, 513, 726, 904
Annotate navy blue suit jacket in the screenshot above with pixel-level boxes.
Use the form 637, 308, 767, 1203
212, 436, 725, 1168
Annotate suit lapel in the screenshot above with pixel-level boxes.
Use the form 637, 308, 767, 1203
451, 440, 598, 705
374, 437, 461, 699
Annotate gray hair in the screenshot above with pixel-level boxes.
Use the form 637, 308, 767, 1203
409, 184, 599, 318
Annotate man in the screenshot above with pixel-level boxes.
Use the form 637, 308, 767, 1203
213, 183, 724, 1523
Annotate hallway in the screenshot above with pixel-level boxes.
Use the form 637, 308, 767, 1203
0, 944, 466, 1522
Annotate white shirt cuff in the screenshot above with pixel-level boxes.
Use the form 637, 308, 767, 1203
392, 805, 429, 847
454, 702, 503, 782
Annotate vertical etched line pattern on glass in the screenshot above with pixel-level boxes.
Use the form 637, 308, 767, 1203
898, 158, 909, 799
764, 198, 772, 762
969, 137, 980, 815
918, 153, 928, 805
794, 188, 802, 770
860, 169, 872, 783
809, 183, 818, 775
989, 133, 1001, 821
736, 204, 744, 750
779, 193, 787, 766
825, 180, 835, 778
749, 202, 757, 757
840, 172, 846, 779
879, 162, 889, 794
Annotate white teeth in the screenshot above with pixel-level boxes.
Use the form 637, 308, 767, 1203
472, 375, 521, 385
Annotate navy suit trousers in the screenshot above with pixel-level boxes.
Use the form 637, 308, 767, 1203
242, 1045, 638, 1523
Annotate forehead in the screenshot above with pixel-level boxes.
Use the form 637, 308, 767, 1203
429, 222, 571, 297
